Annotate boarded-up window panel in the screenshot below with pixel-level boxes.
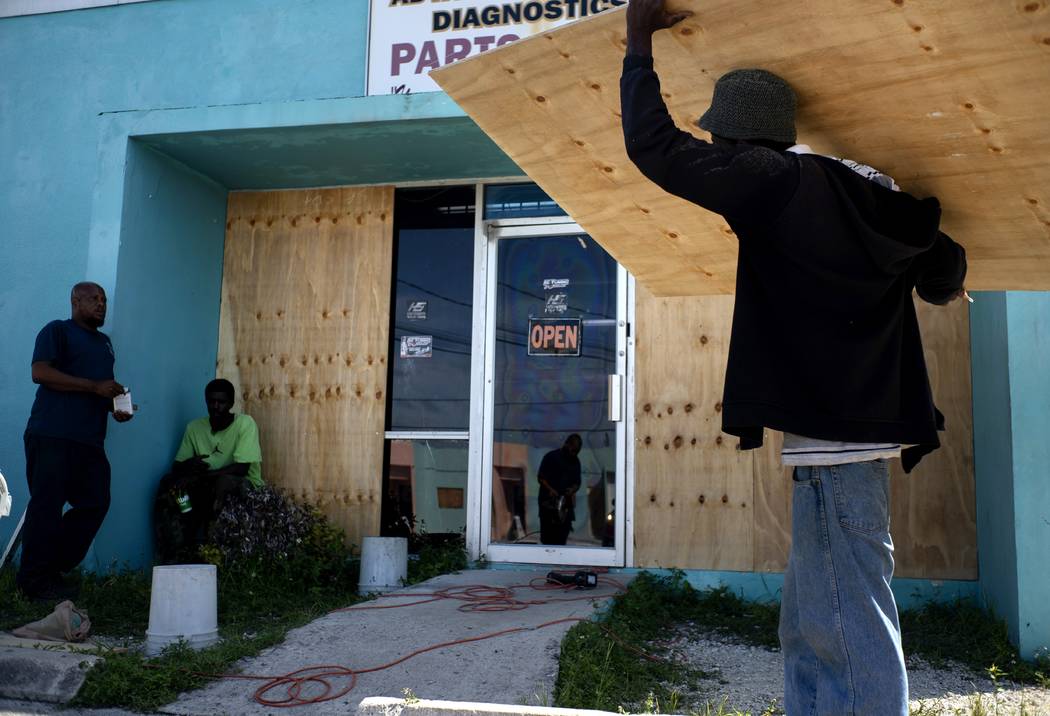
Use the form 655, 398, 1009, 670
636, 290, 977, 580
889, 299, 977, 580
633, 287, 754, 571
216, 187, 395, 550
437, 488, 465, 510
751, 299, 977, 580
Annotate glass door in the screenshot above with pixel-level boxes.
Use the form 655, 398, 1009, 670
481, 222, 627, 566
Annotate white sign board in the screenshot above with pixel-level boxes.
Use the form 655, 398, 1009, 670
367, 0, 626, 96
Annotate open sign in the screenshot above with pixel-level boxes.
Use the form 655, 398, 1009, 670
528, 318, 581, 356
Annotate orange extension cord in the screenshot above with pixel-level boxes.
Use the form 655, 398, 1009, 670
160, 575, 663, 708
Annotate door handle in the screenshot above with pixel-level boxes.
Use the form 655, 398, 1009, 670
607, 374, 623, 422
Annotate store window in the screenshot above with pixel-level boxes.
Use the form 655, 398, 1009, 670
387, 186, 475, 431
484, 183, 566, 220
382, 439, 469, 537
382, 185, 475, 538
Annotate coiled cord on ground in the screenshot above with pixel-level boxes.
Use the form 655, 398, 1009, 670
153, 575, 660, 708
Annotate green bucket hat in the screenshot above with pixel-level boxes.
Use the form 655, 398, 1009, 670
698, 69, 797, 145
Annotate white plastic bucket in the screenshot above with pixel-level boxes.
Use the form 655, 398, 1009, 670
144, 564, 219, 657
358, 536, 408, 594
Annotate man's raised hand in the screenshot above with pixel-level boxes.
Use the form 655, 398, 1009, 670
626, 0, 693, 56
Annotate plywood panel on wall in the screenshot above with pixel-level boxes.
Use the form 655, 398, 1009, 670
636, 292, 977, 580
433, 1, 1050, 296
889, 299, 977, 580
633, 287, 754, 571
217, 187, 395, 549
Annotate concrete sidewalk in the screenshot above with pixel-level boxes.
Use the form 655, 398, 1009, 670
159, 569, 628, 716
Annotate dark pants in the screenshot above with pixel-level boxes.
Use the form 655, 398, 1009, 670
154, 472, 246, 564
539, 504, 572, 545
17, 435, 111, 593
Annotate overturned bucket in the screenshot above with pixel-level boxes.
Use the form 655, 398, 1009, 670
144, 564, 219, 657
358, 536, 408, 594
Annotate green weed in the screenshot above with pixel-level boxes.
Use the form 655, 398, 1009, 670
688, 697, 780, 716
71, 564, 363, 710
0, 566, 151, 637
555, 571, 1048, 714
554, 571, 714, 712
900, 600, 1050, 687
405, 535, 467, 585
1, 489, 370, 711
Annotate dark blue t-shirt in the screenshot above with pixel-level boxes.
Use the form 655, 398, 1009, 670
25, 319, 115, 447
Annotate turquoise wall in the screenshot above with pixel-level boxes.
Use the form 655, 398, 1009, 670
485, 564, 980, 611
0, 0, 371, 564
91, 141, 228, 568
971, 292, 1050, 660
1005, 293, 1050, 660
0, 0, 517, 567
970, 293, 1020, 637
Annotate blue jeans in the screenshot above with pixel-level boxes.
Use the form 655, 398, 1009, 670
779, 461, 907, 715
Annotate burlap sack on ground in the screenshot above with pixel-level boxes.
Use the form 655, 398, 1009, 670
12, 600, 91, 642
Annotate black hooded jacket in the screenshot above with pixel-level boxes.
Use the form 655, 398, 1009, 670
620, 55, 966, 471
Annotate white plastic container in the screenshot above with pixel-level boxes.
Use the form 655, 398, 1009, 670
358, 536, 408, 594
144, 564, 219, 657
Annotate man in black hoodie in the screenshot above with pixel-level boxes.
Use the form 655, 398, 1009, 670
621, 1, 966, 713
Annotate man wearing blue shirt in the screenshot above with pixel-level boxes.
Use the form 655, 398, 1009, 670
17, 282, 133, 601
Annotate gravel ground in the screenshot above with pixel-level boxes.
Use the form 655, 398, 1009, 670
661, 624, 1050, 715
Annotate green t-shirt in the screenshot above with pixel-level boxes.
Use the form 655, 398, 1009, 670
174, 414, 263, 488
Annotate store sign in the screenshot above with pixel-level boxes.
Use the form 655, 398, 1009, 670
367, 0, 626, 96
528, 318, 580, 356
544, 292, 568, 314
401, 335, 434, 358
406, 300, 428, 320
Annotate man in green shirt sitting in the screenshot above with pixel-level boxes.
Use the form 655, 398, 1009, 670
154, 379, 263, 563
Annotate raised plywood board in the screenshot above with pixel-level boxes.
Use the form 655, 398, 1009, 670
217, 187, 395, 549
433, 1, 1050, 296
635, 290, 976, 579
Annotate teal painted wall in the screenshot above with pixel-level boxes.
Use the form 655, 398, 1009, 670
970, 293, 1020, 638
0, 0, 370, 562
484, 564, 980, 611
971, 292, 1050, 660
91, 141, 228, 568
1006, 293, 1050, 660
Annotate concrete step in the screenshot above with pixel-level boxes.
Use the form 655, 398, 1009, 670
0, 645, 100, 704
356, 696, 666, 716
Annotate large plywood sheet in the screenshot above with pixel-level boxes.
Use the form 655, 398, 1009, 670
636, 291, 976, 579
217, 187, 395, 550
433, 1, 1050, 296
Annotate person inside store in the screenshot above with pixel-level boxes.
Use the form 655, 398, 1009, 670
536, 433, 583, 545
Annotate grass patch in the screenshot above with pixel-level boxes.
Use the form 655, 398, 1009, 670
0, 495, 470, 711
0, 561, 363, 712
554, 571, 1048, 714
0, 533, 469, 711
406, 535, 468, 585
75, 579, 362, 711
555, 571, 728, 711
901, 600, 1050, 687
0, 566, 152, 636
